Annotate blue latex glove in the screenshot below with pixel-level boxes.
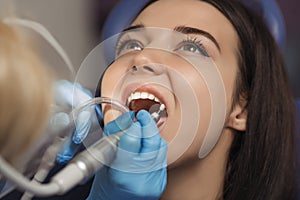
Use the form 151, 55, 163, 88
87, 110, 168, 200
53, 80, 101, 164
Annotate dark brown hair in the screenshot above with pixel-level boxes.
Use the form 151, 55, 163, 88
201, 0, 297, 199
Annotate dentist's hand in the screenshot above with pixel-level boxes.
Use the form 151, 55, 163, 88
87, 110, 168, 200
54, 80, 101, 164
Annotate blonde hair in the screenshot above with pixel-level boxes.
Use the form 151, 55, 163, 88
0, 21, 53, 166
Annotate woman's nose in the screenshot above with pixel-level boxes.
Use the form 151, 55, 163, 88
130, 64, 166, 75
131, 65, 155, 73
130, 50, 165, 75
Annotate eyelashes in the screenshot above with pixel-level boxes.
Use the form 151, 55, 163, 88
115, 35, 210, 58
175, 36, 209, 57
115, 38, 143, 57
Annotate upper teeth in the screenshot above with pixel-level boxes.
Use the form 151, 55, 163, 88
127, 91, 161, 105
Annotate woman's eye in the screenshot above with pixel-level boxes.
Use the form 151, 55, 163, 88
116, 40, 143, 56
176, 41, 209, 57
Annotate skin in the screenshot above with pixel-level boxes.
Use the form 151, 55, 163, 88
101, 0, 247, 199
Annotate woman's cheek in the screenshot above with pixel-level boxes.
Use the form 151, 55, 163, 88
101, 66, 121, 96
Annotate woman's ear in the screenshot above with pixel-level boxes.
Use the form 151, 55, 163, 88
226, 103, 247, 131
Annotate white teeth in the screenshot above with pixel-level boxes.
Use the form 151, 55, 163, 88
133, 92, 140, 100
127, 95, 132, 103
127, 91, 161, 105
148, 94, 155, 100
141, 92, 148, 99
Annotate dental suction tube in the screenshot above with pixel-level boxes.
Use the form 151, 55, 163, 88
0, 157, 60, 197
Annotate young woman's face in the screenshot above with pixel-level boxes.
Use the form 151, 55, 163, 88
101, 0, 239, 165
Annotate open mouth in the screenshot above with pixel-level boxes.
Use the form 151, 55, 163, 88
126, 91, 168, 126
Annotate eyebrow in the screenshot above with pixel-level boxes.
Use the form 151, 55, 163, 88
121, 24, 221, 52
122, 24, 145, 32
118, 24, 145, 41
174, 26, 221, 52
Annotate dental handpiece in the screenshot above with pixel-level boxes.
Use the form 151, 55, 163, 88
50, 105, 166, 194
151, 104, 166, 122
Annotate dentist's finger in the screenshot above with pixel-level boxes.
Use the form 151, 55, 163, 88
57, 136, 82, 164
104, 111, 135, 135
73, 110, 92, 144
118, 121, 142, 153
137, 110, 159, 138
136, 110, 162, 153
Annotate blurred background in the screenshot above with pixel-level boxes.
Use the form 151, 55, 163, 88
0, 0, 298, 97
277, 0, 300, 98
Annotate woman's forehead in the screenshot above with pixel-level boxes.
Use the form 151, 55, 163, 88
133, 1, 227, 28
132, 0, 238, 54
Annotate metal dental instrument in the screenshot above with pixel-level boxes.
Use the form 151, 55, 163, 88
151, 104, 166, 122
